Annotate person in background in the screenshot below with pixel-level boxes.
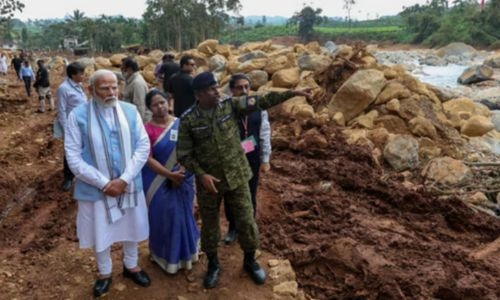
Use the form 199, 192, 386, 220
158, 52, 180, 93
177, 71, 312, 289
0, 53, 8, 75
64, 69, 151, 297
56, 62, 87, 192
34, 59, 54, 113
223, 73, 272, 245
11, 55, 23, 80
121, 56, 150, 122
142, 89, 199, 274
19, 60, 35, 97
165, 55, 196, 117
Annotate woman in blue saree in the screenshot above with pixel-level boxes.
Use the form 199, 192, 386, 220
142, 89, 199, 274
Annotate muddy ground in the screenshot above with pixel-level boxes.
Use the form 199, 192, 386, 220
0, 52, 499, 300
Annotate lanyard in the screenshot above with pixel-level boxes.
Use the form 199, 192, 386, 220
241, 116, 249, 138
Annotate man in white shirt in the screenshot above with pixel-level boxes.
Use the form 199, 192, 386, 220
56, 62, 87, 191
64, 69, 151, 297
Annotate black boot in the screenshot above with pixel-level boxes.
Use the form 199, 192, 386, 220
243, 251, 266, 285
224, 227, 238, 245
203, 254, 221, 289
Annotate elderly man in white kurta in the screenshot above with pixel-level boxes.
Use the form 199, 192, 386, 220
64, 69, 151, 298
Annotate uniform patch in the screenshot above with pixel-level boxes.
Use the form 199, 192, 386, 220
248, 97, 256, 106
218, 114, 232, 123
192, 125, 209, 131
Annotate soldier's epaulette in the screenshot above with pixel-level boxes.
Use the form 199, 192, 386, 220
220, 96, 232, 103
180, 106, 195, 119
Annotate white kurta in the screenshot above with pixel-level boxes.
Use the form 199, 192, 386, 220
65, 104, 150, 253
0, 56, 8, 74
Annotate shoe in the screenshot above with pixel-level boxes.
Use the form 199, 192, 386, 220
243, 251, 266, 285
62, 179, 72, 192
93, 277, 112, 298
224, 228, 238, 245
203, 254, 221, 289
123, 267, 151, 287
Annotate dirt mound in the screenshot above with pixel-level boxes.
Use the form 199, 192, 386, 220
1, 44, 500, 299
258, 126, 500, 299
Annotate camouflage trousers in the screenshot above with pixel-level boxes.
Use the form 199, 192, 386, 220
197, 181, 259, 255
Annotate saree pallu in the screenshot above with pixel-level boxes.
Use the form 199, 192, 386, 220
142, 120, 199, 274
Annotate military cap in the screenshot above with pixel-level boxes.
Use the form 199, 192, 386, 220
192, 71, 217, 91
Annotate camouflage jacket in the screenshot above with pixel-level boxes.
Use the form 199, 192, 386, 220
177, 90, 295, 190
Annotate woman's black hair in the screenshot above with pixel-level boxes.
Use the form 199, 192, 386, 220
145, 89, 168, 109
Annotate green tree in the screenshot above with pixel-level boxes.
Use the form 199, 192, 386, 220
0, 0, 24, 41
343, 0, 356, 26
0, 0, 24, 19
143, 0, 240, 51
288, 5, 325, 42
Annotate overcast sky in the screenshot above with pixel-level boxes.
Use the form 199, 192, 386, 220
14, 0, 430, 21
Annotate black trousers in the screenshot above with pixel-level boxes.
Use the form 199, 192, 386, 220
225, 157, 260, 231
22, 76, 31, 96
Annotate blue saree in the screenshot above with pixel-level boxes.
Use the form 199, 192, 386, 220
142, 119, 199, 274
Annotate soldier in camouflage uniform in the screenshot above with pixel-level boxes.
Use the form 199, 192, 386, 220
177, 71, 311, 289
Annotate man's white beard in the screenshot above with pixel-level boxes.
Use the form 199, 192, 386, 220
94, 95, 118, 108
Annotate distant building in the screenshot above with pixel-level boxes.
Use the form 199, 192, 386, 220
63, 37, 78, 50
0, 40, 18, 51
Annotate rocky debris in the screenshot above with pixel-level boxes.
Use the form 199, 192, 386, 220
2, 39, 500, 299
458, 64, 494, 85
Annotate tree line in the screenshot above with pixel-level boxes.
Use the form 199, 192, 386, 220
400, 0, 500, 47
0, 0, 242, 53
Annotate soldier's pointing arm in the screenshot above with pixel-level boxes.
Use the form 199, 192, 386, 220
231, 90, 297, 116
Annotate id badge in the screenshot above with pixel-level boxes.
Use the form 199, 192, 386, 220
170, 129, 178, 141
241, 135, 256, 153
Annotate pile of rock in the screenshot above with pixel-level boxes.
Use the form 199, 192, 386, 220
43, 39, 500, 211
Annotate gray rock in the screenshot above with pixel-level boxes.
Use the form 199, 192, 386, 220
238, 50, 267, 63
458, 65, 494, 85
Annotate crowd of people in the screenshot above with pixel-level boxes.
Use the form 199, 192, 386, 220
6, 50, 312, 297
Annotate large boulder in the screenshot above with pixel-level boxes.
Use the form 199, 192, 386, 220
297, 54, 332, 71
408, 116, 438, 139
383, 135, 419, 171
238, 50, 267, 62
135, 55, 156, 69
109, 53, 128, 67
148, 49, 164, 62
484, 54, 500, 68
421, 157, 471, 185
208, 54, 227, 73
271, 67, 300, 88
436, 42, 476, 58
375, 82, 412, 105
443, 97, 491, 128
460, 115, 494, 137
324, 41, 338, 55
240, 40, 273, 52
197, 39, 219, 55
328, 69, 387, 122
458, 65, 494, 85
264, 54, 295, 75
247, 70, 269, 90
95, 56, 112, 69
280, 96, 314, 120
237, 58, 268, 73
